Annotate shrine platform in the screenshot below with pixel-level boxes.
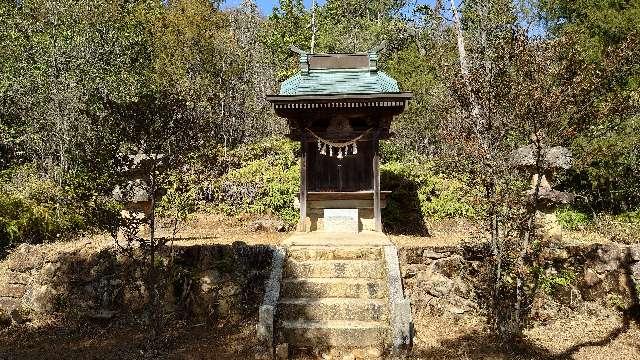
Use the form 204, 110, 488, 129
282, 231, 392, 247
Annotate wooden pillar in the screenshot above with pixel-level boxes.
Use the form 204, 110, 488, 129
299, 142, 308, 232
373, 138, 382, 232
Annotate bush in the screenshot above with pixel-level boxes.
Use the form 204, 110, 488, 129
381, 161, 477, 234
212, 138, 300, 226
0, 164, 119, 257
555, 207, 591, 230
595, 210, 640, 244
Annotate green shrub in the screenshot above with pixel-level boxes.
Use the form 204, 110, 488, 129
381, 161, 477, 234
536, 269, 576, 295
212, 138, 300, 225
555, 207, 591, 230
615, 209, 640, 224
0, 164, 119, 257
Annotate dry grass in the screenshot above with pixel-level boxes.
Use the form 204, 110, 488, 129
153, 212, 288, 246
410, 306, 640, 360
0, 316, 261, 360
2, 308, 637, 360
390, 218, 486, 248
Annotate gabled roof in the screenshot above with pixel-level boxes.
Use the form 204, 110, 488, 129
280, 69, 399, 95
277, 51, 401, 96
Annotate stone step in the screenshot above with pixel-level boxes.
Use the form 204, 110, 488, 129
281, 278, 387, 299
284, 260, 386, 279
278, 320, 388, 347
287, 246, 383, 262
278, 298, 389, 321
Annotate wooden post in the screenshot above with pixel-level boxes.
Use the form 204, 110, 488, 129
373, 138, 382, 232
299, 142, 308, 232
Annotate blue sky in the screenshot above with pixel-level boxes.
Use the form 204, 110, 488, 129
223, 0, 438, 15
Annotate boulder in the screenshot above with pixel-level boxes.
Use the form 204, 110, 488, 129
424, 274, 454, 298
10, 308, 31, 324
0, 310, 11, 328
629, 245, 640, 262
433, 255, 464, 278
583, 268, 602, 287
423, 250, 450, 259
631, 262, 640, 282
6, 244, 45, 272
0, 283, 26, 298
29, 284, 58, 313
248, 219, 287, 232
0, 297, 20, 313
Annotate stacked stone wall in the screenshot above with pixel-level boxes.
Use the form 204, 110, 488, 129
0, 241, 273, 323
399, 242, 640, 319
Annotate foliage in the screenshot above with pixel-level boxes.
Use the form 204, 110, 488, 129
156, 168, 202, 237
555, 207, 591, 230
0, 164, 119, 257
381, 160, 477, 233
540, 0, 640, 212
535, 268, 576, 295
212, 138, 300, 225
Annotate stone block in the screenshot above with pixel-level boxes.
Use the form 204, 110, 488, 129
284, 259, 385, 279
279, 320, 387, 347
629, 245, 640, 262
6, 244, 45, 272
257, 305, 274, 347
433, 255, 464, 278
0, 283, 26, 298
631, 262, 640, 281
29, 284, 57, 313
422, 250, 450, 259
281, 278, 387, 299
0, 297, 20, 313
323, 209, 358, 233
275, 343, 288, 359
5, 271, 30, 285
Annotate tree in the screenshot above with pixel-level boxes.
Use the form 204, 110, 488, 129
440, 0, 581, 341
538, 0, 640, 213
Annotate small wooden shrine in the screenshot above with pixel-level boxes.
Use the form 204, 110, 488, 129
267, 46, 412, 232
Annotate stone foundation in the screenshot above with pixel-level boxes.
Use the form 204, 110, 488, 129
0, 241, 274, 323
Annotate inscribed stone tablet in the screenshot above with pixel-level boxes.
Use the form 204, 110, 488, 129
324, 209, 358, 233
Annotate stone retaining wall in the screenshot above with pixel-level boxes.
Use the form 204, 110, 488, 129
0, 241, 273, 323
2, 239, 639, 327
399, 242, 640, 319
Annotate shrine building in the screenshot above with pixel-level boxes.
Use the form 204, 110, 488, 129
267, 46, 412, 233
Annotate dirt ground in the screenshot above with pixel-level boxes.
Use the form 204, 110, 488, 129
409, 309, 640, 360
0, 315, 260, 360
1, 308, 638, 360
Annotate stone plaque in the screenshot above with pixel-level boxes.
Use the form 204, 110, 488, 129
324, 208, 359, 233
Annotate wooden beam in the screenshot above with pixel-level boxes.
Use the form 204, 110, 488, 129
299, 144, 308, 232
373, 137, 382, 232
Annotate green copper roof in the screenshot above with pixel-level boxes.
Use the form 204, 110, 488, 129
280, 69, 400, 95
278, 51, 401, 96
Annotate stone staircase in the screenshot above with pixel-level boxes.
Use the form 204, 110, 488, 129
275, 245, 390, 358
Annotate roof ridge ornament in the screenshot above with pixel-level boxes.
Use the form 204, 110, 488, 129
290, 45, 309, 74
368, 41, 387, 71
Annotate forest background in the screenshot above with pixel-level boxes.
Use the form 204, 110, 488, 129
0, 0, 638, 255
